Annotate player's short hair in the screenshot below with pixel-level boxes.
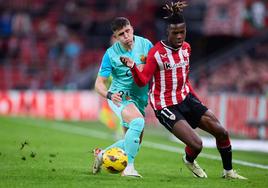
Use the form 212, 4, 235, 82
163, 1, 187, 24
110, 17, 130, 32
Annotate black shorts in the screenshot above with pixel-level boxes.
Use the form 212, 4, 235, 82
154, 93, 208, 132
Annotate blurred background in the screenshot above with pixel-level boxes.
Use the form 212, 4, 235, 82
0, 0, 268, 141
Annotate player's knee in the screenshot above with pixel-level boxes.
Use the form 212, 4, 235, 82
207, 116, 229, 140
219, 129, 229, 141
215, 126, 229, 141
196, 140, 203, 153
192, 139, 203, 153
129, 117, 144, 133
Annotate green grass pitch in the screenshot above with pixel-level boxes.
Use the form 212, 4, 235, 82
0, 116, 268, 188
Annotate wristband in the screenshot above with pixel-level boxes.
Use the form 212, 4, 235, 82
106, 91, 113, 100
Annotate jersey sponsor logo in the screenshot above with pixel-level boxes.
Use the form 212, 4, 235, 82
164, 61, 188, 70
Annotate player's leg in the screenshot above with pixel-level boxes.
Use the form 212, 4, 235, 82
92, 142, 126, 174
95, 122, 144, 155
172, 121, 207, 178
199, 110, 231, 170
155, 106, 207, 178
92, 100, 126, 175
121, 102, 144, 177
92, 100, 144, 176
103, 100, 129, 151
92, 132, 127, 174
198, 110, 247, 179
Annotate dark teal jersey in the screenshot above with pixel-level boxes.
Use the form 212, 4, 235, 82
98, 35, 153, 107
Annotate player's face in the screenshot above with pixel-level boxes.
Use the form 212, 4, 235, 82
114, 25, 134, 48
167, 23, 186, 48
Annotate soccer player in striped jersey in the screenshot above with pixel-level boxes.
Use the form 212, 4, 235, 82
120, 1, 246, 179
93, 17, 153, 177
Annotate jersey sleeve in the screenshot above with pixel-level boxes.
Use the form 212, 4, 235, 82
187, 43, 191, 56
187, 79, 200, 101
131, 50, 157, 87
98, 51, 112, 78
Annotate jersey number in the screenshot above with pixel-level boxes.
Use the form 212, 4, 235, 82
118, 90, 130, 97
161, 108, 176, 120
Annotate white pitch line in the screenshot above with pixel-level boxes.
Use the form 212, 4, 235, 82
142, 141, 268, 170
50, 122, 268, 170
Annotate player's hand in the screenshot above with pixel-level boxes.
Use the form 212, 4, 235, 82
111, 92, 122, 106
120, 57, 135, 68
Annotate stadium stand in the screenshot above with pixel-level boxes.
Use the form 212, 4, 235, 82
0, 0, 267, 94
192, 31, 268, 95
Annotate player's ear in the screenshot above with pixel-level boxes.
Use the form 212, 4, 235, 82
110, 35, 117, 45
112, 33, 118, 40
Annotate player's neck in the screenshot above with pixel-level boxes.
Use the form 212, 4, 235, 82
121, 43, 133, 51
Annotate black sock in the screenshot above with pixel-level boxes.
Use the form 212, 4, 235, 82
185, 146, 199, 163
218, 145, 232, 170
186, 154, 195, 163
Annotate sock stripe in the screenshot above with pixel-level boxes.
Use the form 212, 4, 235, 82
216, 137, 231, 149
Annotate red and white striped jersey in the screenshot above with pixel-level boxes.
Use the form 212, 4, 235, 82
131, 41, 196, 110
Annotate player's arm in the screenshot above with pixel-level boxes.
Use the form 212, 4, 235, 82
120, 54, 157, 87
95, 52, 122, 105
95, 76, 122, 105
186, 78, 201, 100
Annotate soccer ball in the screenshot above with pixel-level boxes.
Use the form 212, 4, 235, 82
102, 147, 128, 174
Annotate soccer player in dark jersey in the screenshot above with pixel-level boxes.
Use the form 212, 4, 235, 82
120, 1, 247, 179
93, 17, 153, 178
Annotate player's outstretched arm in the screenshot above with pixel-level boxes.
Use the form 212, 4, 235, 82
120, 56, 156, 87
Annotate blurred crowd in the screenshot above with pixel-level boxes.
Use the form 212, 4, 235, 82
0, 0, 159, 90
194, 40, 268, 95
0, 0, 268, 95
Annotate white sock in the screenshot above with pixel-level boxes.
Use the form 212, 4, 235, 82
97, 151, 103, 160
224, 169, 233, 174
125, 163, 134, 170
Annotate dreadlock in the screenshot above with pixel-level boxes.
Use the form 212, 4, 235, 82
163, 1, 188, 24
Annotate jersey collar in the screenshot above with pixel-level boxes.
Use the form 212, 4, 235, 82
160, 40, 181, 51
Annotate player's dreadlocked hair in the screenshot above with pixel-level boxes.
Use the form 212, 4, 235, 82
110, 17, 130, 32
163, 1, 188, 24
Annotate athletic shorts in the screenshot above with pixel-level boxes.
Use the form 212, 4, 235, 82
108, 99, 146, 128
154, 93, 208, 132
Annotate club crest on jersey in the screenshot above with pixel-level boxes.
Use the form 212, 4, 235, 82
140, 55, 146, 63
182, 49, 189, 58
